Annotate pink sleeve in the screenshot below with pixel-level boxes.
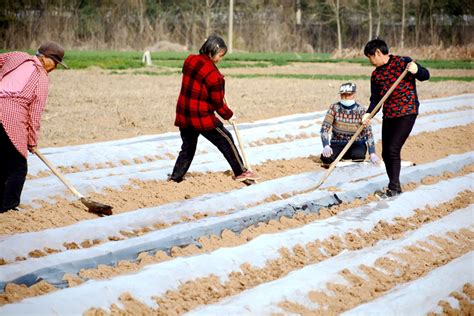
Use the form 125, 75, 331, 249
27, 73, 49, 148
0, 52, 17, 69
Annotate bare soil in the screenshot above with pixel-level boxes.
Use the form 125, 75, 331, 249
1, 63, 473, 314
41, 64, 474, 147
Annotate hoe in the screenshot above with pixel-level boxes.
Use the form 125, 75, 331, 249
33, 149, 113, 215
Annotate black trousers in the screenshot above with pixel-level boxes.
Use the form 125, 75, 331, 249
320, 142, 367, 164
170, 126, 246, 182
0, 124, 28, 212
381, 114, 417, 192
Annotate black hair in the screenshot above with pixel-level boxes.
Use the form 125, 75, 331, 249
364, 38, 389, 56
199, 35, 227, 57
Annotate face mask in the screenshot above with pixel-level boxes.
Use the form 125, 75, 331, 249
340, 99, 355, 107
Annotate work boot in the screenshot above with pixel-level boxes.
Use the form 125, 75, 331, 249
235, 170, 260, 182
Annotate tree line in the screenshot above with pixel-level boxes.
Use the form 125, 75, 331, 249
1, 0, 472, 52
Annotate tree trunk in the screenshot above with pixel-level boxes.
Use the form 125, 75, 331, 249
336, 0, 342, 51
228, 0, 234, 53
376, 0, 381, 37
429, 0, 435, 45
205, 0, 213, 36
328, 0, 342, 51
400, 0, 405, 48
415, 0, 421, 46
368, 0, 373, 41
138, 0, 144, 36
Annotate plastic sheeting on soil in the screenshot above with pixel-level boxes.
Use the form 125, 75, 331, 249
188, 210, 473, 316
1, 153, 472, 289
21, 102, 474, 206
342, 253, 473, 316
1, 193, 472, 315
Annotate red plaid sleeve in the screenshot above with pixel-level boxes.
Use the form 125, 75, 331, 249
205, 71, 233, 120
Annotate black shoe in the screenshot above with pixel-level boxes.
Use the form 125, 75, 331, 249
167, 175, 183, 183
375, 188, 402, 199
0, 207, 20, 214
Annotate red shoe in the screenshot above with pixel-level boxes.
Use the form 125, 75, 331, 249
235, 170, 260, 182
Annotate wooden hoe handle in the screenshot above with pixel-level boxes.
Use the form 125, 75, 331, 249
33, 149, 84, 199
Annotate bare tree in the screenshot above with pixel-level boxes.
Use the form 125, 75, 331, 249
327, 0, 342, 51
428, 0, 437, 45
368, 0, 373, 41
204, 0, 216, 36
400, 0, 406, 48
376, 0, 381, 37
228, 0, 234, 53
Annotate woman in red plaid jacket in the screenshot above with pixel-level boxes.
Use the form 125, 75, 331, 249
169, 35, 260, 183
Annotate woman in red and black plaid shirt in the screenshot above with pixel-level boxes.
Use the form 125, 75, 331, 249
362, 39, 430, 198
169, 35, 260, 183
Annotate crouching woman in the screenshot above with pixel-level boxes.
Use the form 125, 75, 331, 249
320, 82, 379, 167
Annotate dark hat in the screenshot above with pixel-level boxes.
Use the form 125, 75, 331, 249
37, 42, 68, 68
339, 82, 356, 94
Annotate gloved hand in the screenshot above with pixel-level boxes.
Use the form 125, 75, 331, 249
370, 153, 380, 164
362, 113, 371, 126
322, 145, 333, 158
407, 62, 418, 74
228, 116, 238, 124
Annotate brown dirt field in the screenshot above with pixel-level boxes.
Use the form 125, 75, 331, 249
41, 64, 474, 147
1, 63, 473, 314
1, 123, 472, 236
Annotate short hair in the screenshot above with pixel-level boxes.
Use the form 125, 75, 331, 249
199, 35, 227, 57
364, 38, 389, 56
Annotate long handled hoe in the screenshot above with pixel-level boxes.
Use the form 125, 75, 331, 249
311, 65, 410, 191
229, 120, 258, 184
33, 149, 113, 215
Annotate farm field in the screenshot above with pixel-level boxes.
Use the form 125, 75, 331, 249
0, 56, 473, 315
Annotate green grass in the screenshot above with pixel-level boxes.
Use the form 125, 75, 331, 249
229, 73, 369, 80
2, 49, 472, 70
107, 70, 473, 82
228, 73, 473, 82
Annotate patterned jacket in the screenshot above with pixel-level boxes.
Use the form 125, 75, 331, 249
320, 102, 376, 154
174, 54, 233, 131
367, 55, 430, 119
0, 52, 49, 158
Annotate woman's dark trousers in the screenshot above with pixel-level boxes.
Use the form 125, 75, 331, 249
170, 126, 246, 182
381, 114, 417, 192
0, 124, 27, 212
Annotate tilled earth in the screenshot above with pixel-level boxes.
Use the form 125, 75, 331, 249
0, 64, 473, 315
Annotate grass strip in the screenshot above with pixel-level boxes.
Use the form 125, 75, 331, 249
3, 50, 472, 70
